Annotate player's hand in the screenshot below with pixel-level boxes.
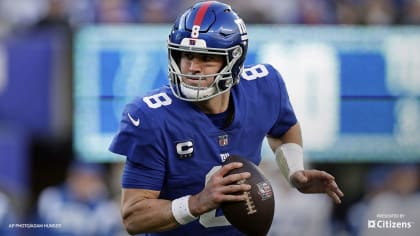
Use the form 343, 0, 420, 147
189, 162, 251, 216
290, 170, 344, 204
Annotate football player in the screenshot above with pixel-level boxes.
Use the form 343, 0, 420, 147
110, 1, 344, 235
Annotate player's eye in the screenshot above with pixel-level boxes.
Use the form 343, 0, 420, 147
182, 52, 194, 60
203, 55, 216, 62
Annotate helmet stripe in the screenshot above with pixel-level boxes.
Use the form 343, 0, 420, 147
193, 1, 212, 26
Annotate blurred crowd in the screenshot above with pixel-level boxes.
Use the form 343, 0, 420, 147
0, 0, 420, 36
259, 160, 420, 236
0, 0, 419, 236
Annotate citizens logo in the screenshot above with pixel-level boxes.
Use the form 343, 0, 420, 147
368, 213, 415, 230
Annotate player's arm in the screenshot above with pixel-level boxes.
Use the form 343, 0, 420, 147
267, 122, 302, 149
121, 188, 176, 234
267, 122, 304, 181
120, 162, 251, 234
266, 123, 344, 204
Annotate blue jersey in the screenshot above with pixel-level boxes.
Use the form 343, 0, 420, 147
109, 64, 297, 236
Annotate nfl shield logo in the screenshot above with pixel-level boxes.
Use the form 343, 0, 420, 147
257, 182, 273, 201
218, 134, 228, 146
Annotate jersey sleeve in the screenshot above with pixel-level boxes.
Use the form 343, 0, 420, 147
266, 64, 298, 137
109, 99, 166, 191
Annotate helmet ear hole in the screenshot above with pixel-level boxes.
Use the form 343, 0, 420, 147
218, 77, 233, 91
232, 47, 242, 59
218, 79, 227, 90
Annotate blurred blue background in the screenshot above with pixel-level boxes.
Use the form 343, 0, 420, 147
0, 0, 419, 236
74, 25, 420, 162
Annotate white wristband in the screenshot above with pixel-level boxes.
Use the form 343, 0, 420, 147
171, 195, 197, 225
275, 143, 304, 184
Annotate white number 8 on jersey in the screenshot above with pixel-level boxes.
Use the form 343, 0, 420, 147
241, 64, 269, 81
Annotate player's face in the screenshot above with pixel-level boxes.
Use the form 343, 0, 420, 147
179, 52, 225, 88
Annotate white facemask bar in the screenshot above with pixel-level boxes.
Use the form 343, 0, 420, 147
168, 44, 242, 101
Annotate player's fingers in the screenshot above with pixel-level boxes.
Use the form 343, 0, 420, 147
318, 171, 335, 180
222, 172, 251, 185
291, 171, 308, 186
327, 190, 342, 204
219, 162, 244, 176
324, 180, 344, 197
334, 186, 344, 198
223, 192, 250, 202
324, 180, 344, 204
305, 170, 334, 180
324, 179, 338, 189
300, 170, 334, 182
222, 183, 251, 195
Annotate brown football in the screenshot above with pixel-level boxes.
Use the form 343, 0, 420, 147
221, 155, 275, 236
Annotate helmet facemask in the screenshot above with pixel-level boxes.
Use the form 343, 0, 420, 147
168, 43, 243, 102
167, 1, 248, 101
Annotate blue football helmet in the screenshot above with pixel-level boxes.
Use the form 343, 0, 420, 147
168, 1, 248, 101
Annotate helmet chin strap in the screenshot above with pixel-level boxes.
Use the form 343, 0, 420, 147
180, 82, 216, 100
